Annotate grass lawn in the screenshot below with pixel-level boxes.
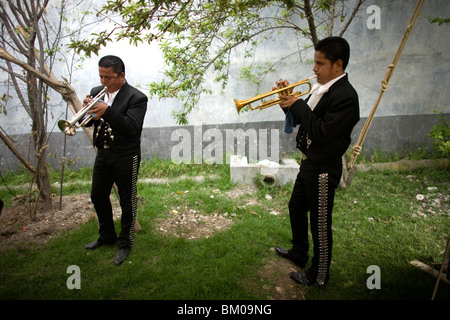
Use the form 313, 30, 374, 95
0, 157, 449, 302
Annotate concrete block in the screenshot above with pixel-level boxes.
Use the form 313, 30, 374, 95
230, 155, 299, 186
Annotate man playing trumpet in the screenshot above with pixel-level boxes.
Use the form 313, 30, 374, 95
83, 55, 148, 266
274, 37, 360, 286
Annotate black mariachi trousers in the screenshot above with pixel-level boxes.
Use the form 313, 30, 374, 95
288, 169, 337, 286
91, 148, 140, 249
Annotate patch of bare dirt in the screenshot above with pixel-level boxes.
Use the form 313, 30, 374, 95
154, 185, 271, 240
156, 209, 234, 240
256, 254, 306, 300
0, 194, 120, 250
224, 185, 258, 199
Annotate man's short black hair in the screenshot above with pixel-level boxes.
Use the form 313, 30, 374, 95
315, 37, 350, 70
99, 55, 125, 76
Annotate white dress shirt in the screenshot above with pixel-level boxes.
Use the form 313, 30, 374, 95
307, 73, 346, 110
103, 90, 119, 107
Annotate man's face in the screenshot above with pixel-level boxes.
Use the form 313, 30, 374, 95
312, 51, 343, 84
99, 66, 125, 92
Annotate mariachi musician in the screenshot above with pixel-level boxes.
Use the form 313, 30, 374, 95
274, 37, 360, 286
82, 55, 148, 266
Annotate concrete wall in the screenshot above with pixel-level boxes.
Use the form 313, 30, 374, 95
0, 0, 449, 172
0, 113, 442, 172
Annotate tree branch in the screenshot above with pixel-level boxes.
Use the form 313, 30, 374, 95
0, 126, 35, 173
327, 0, 336, 37
339, 0, 364, 37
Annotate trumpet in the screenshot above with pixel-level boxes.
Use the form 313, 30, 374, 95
58, 87, 108, 136
234, 76, 316, 114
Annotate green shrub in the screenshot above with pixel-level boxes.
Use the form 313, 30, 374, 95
427, 109, 450, 158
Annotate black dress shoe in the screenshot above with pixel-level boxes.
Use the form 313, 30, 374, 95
289, 271, 313, 286
85, 240, 103, 250
85, 239, 116, 250
114, 247, 130, 266
275, 246, 307, 268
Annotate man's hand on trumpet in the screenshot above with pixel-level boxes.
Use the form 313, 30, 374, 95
83, 94, 108, 120
273, 79, 298, 109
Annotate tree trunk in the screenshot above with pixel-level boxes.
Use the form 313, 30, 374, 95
28, 71, 53, 211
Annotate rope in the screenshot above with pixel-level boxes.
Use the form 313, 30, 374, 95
347, 0, 426, 170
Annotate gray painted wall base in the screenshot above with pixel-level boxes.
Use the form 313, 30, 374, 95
0, 113, 444, 172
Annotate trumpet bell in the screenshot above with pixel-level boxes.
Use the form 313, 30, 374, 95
58, 119, 76, 136
234, 98, 245, 114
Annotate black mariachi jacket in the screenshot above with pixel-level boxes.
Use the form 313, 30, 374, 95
290, 75, 360, 166
86, 82, 148, 155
